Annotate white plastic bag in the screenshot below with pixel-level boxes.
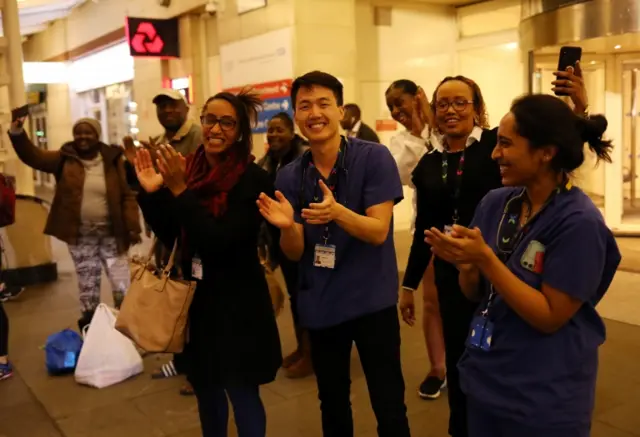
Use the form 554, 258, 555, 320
75, 304, 144, 388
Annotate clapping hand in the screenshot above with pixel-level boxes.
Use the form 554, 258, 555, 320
157, 145, 187, 196
301, 180, 340, 225
257, 191, 295, 229
410, 86, 432, 138
134, 149, 164, 193
425, 225, 491, 266
552, 61, 588, 113
122, 136, 137, 163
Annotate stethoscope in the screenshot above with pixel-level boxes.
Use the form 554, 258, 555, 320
298, 137, 349, 208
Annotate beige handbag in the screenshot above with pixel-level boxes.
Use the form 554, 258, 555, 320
115, 240, 197, 354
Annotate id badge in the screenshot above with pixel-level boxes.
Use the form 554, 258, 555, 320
191, 257, 203, 280
444, 225, 454, 236
468, 316, 494, 352
314, 244, 336, 269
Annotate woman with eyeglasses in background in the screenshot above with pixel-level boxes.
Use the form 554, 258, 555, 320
402, 65, 590, 437
134, 90, 282, 437
427, 93, 619, 437
257, 112, 312, 379
385, 79, 447, 400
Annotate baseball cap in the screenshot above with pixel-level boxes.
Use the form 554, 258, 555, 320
152, 89, 188, 105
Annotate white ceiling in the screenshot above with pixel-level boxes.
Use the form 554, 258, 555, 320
1, 0, 87, 36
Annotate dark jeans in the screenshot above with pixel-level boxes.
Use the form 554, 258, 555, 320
194, 384, 266, 437
308, 305, 410, 437
468, 400, 591, 437
435, 259, 479, 437
0, 302, 7, 357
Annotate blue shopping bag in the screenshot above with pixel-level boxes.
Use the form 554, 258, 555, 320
44, 329, 83, 375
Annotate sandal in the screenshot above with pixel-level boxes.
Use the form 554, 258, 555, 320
151, 360, 180, 379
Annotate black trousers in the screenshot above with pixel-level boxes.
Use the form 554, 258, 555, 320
280, 259, 299, 325
0, 302, 8, 357
308, 305, 411, 437
434, 259, 479, 437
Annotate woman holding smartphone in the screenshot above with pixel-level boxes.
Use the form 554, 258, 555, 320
426, 93, 620, 437
402, 63, 590, 437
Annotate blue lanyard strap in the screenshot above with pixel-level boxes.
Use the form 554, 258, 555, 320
482, 181, 572, 317
298, 138, 348, 244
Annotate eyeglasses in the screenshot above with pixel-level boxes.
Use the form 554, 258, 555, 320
200, 115, 237, 131
435, 100, 474, 112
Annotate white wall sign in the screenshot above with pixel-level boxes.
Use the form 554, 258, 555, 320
237, 0, 267, 14
67, 42, 134, 93
23, 62, 69, 84
220, 27, 293, 90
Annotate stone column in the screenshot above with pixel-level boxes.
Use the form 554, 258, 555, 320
2, 0, 34, 195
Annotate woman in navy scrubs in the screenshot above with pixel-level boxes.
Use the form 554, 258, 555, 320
426, 93, 621, 437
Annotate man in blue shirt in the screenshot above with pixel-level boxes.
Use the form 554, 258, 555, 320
258, 71, 410, 437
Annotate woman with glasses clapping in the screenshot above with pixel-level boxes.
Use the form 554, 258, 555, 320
134, 90, 282, 437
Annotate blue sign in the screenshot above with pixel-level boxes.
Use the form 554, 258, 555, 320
254, 97, 293, 133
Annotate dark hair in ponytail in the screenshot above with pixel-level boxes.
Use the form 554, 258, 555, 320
202, 88, 263, 159
577, 114, 612, 163
510, 94, 612, 173
386, 79, 418, 97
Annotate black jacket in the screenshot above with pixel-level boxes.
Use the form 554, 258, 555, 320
137, 164, 282, 388
356, 122, 380, 143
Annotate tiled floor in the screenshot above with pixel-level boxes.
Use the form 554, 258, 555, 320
1, 231, 640, 437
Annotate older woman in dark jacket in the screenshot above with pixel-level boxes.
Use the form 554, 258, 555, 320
134, 91, 282, 437
257, 112, 310, 378
8, 115, 141, 330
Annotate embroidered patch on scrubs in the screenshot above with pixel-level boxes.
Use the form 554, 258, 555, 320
521, 240, 545, 274
314, 244, 336, 269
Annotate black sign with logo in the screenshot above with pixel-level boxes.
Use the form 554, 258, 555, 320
126, 17, 180, 58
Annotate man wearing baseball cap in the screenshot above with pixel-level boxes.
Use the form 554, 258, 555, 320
122, 89, 201, 397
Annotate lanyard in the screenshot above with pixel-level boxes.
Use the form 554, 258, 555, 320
442, 147, 466, 224
299, 138, 348, 244
481, 181, 572, 317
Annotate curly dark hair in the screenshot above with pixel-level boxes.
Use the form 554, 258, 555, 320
201, 88, 263, 159
431, 76, 490, 132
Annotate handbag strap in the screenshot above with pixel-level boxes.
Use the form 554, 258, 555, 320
142, 238, 179, 275
162, 239, 179, 276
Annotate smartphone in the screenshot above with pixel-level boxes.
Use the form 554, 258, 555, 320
555, 46, 582, 96
11, 104, 29, 122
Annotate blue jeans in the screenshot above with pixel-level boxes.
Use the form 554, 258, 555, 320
194, 385, 266, 437
468, 400, 591, 437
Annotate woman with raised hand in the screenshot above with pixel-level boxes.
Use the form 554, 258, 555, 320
385, 79, 446, 400
427, 93, 620, 437
134, 90, 281, 437
7, 115, 140, 331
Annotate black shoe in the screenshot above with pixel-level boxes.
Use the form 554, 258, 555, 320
77, 311, 95, 334
0, 284, 24, 302
418, 374, 447, 400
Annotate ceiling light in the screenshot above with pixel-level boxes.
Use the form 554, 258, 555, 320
504, 42, 518, 50
590, 61, 596, 65
615, 45, 622, 49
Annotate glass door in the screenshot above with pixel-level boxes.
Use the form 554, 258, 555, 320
621, 62, 640, 225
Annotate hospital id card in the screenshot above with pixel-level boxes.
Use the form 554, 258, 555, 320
191, 256, 203, 280
468, 315, 494, 352
314, 244, 336, 269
